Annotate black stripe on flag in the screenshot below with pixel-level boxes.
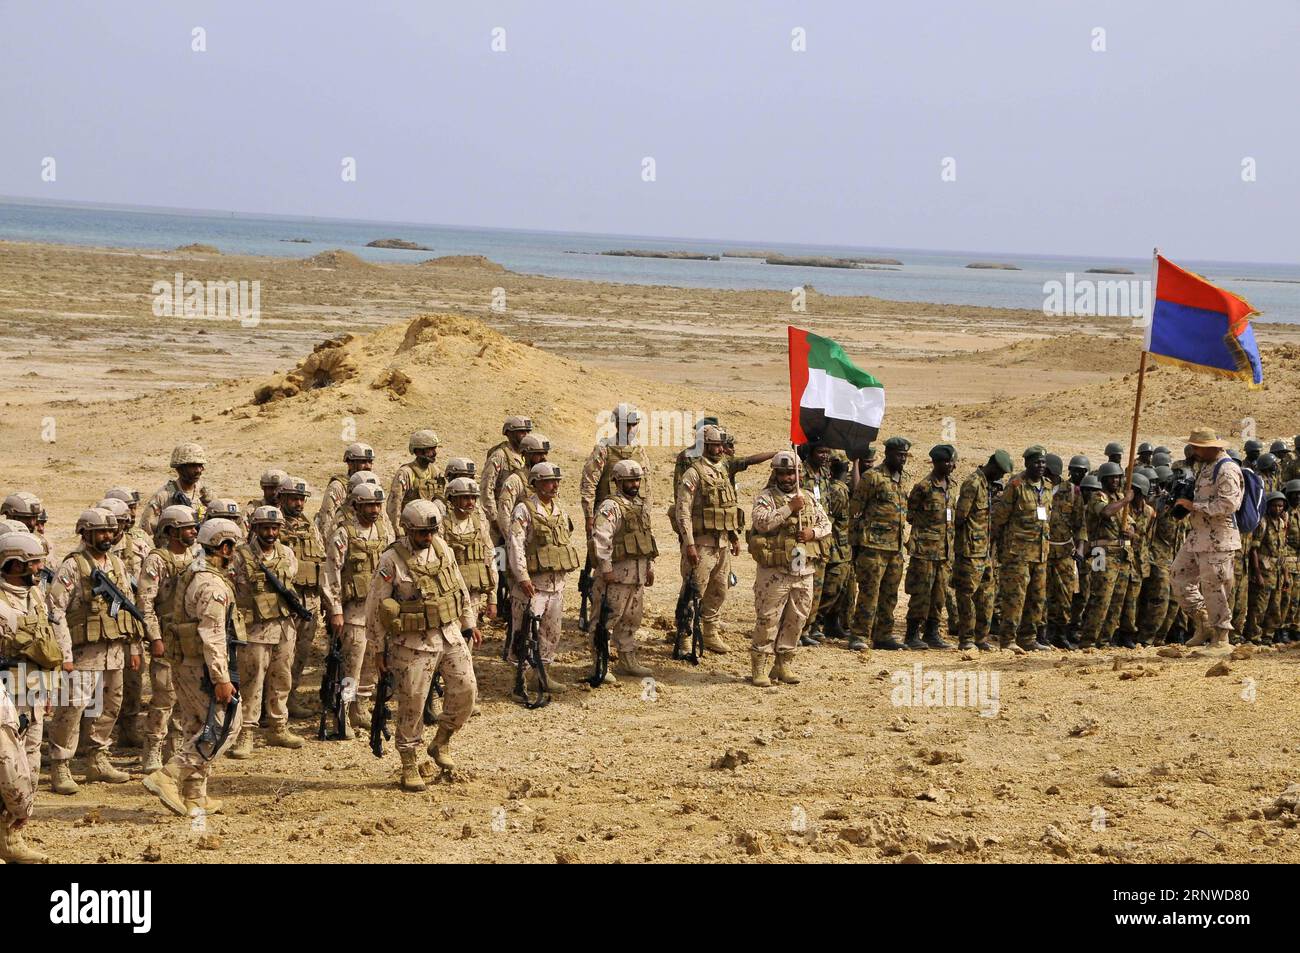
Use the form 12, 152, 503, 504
798, 407, 878, 458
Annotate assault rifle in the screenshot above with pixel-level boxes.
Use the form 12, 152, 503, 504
584, 592, 610, 688
370, 665, 394, 757
90, 567, 146, 626
318, 616, 348, 740
509, 604, 550, 709
196, 606, 244, 762
577, 554, 594, 631
673, 576, 703, 664
262, 565, 313, 621
423, 629, 473, 725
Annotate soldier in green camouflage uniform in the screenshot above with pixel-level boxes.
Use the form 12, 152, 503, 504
1078, 462, 1134, 648
815, 457, 854, 641
1243, 493, 1290, 644
1073, 472, 1103, 633
904, 444, 957, 650
1140, 468, 1181, 644
1278, 479, 1300, 642
991, 446, 1054, 651
1044, 455, 1085, 650
952, 450, 1011, 650
798, 442, 834, 646
848, 437, 910, 651
1110, 473, 1154, 648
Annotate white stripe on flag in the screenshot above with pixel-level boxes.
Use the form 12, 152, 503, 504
800, 367, 885, 427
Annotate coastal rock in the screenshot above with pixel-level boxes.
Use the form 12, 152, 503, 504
176, 243, 220, 254
366, 238, 433, 251
965, 261, 1021, 270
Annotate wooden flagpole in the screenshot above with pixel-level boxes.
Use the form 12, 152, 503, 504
1122, 248, 1159, 522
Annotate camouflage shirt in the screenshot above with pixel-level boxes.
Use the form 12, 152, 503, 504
906, 474, 954, 562
850, 466, 908, 555
954, 467, 997, 561
991, 472, 1052, 563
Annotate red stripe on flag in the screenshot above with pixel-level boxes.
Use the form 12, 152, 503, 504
788, 325, 810, 444
1156, 255, 1258, 337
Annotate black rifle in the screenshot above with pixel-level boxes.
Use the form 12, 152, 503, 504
577, 554, 594, 631
495, 547, 511, 638
318, 616, 348, 740
423, 629, 473, 725
585, 592, 610, 688
196, 607, 244, 762
673, 576, 703, 664
509, 605, 550, 709
89, 567, 146, 625
262, 565, 313, 621
369, 664, 394, 758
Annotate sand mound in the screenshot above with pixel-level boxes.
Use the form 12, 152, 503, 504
299, 249, 374, 270
420, 254, 507, 272
176, 243, 220, 254
253, 336, 358, 403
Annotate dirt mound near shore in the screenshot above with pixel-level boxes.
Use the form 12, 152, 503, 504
175, 242, 221, 254
420, 254, 507, 272
298, 249, 374, 270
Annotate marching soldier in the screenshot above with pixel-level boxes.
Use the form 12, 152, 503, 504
904, 444, 957, 650
506, 462, 582, 692
387, 430, 446, 535
141, 518, 245, 817
366, 501, 479, 791
46, 508, 143, 793
324, 483, 393, 736
441, 477, 498, 629
243, 469, 287, 526
495, 432, 552, 541
991, 446, 1054, 651
848, 436, 911, 651
228, 506, 303, 757
673, 425, 740, 654
276, 477, 329, 717
589, 459, 658, 678
141, 443, 216, 535
315, 442, 376, 537
136, 504, 198, 771
746, 452, 831, 686
581, 403, 652, 538
481, 416, 533, 547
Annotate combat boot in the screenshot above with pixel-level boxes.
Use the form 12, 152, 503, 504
1116, 630, 1138, 649
264, 725, 305, 749
48, 759, 78, 795
349, 699, 371, 731
1184, 611, 1212, 647
957, 635, 975, 651
287, 694, 314, 719
902, 620, 928, 651
1035, 625, 1053, 650
226, 728, 255, 760
1016, 629, 1047, 651
702, 624, 730, 654
615, 647, 652, 677
974, 637, 995, 651
116, 716, 144, 750
801, 624, 823, 646
141, 742, 164, 774
922, 619, 951, 650
427, 725, 456, 770
769, 652, 802, 685
1049, 623, 1073, 650
142, 769, 187, 816
847, 636, 870, 652
186, 796, 223, 816
749, 651, 772, 687
84, 751, 130, 783
825, 615, 850, 641
399, 749, 426, 792
0, 823, 49, 864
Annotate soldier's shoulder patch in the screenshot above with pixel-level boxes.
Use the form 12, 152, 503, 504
211, 589, 228, 604
145, 565, 160, 580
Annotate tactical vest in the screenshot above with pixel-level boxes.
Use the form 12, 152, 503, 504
164, 562, 248, 665
114, 538, 141, 583
280, 516, 325, 589
389, 539, 466, 632
524, 499, 582, 574
401, 462, 447, 507
0, 591, 63, 670
690, 459, 739, 536
610, 495, 659, 561
596, 444, 649, 505
149, 547, 190, 637
489, 443, 526, 496
233, 542, 295, 623
747, 490, 828, 568
443, 516, 492, 591
341, 521, 390, 603
61, 552, 140, 646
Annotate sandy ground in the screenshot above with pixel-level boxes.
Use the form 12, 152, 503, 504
3, 240, 1300, 864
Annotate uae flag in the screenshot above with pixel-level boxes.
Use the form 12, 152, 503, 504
788, 326, 884, 457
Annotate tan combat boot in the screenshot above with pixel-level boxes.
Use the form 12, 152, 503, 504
427, 725, 456, 770
750, 652, 773, 687
399, 749, 427, 792
286, 693, 314, 720
84, 751, 130, 784
142, 769, 188, 816
0, 823, 49, 864
349, 698, 372, 731
226, 728, 254, 759
186, 795, 223, 816
536, 668, 567, 694
116, 716, 145, 750
263, 725, 305, 749
702, 623, 729, 654
770, 651, 802, 685
49, 760, 79, 796
1184, 610, 1212, 647
615, 647, 652, 677
140, 742, 164, 773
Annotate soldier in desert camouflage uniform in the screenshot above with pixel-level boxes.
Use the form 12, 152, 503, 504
315, 442, 375, 537
589, 459, 657, 678
276, 477, 329, 717
0, 669, 38, 862
243, 469, 287, 527
141, 443, 217, 535
673, 426, 741, 654
581, 403, 652, 539
481, 416, 533, 547
387, 430, 446, 536
495, 433, 552, 541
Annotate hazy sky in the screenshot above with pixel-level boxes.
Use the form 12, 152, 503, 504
2, 1, 1297, 261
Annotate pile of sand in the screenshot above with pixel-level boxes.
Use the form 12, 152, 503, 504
420, 254, 507, 272
175, 243, 220, 254
298, 249, 374, 270
252, 335, 358, 403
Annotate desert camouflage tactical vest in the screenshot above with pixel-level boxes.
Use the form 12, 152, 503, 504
280, 516, 325, 589
233, 542, 295, 623
690, 458, 738, 536
401, 462, 447, 507
443, 515, 491, 591
524, 499, 581, 574
62, 551, 142, 646
389, 539, 466, 632
0, 589, 62, 670
596, 444, 650, 505
746, 489, 828, 568
610, 495, 658, 561
164, 561, 247, 665
341, 520, 391, 603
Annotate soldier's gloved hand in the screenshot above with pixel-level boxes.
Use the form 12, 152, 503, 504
150, 639, 165, 659
214, 680, 236, 704
686, 545, 700, 567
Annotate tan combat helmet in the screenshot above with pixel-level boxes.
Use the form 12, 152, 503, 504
700, 425, 728, 446
207, 499, 243, 524
400, 499, 440, 531
529, 462, 562, 484
197, 518, 242, 549
170, 443, 207, 468
0, 532, 44, 572
0, 519, 29, 535
351, 483, 385, 503
105, 487, 140, 507
444, 457, 476, 480
611, 402, 640, 440
344, 442, 375, 463
250, 505, 284, 526
156, 505, 198, 535
502, 415, 533, 435
76, 508, 116, 535
770, 451, 799, 471
446, 477, 480, 498
1, 494, 41, 519
520, 433, 551, 455
259, 468, 288, 490
348, 471, 380, 491
611, 459, 644, 482
95, 498, 131, 525
409, 430, 440, 453
276, 475, 311, 498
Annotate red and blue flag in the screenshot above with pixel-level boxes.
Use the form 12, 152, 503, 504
1145, 253, 1262, 386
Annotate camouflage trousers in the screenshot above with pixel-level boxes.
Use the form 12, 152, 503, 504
904, 557, 950, 625
143, 656, 178, 748
120, 661, 147, 737
679, 540, 732, 629
1079, 554, 1128, 646
591, 576, 645, 654
850, 549, 904, 644
1230, 549, 1250, 633
1243, 568, 1286, 641
1138, 565, 1174, 641
1045, 555, 1077, 626
995, 558, 1047, 646
0, 687, 32, 824
816, 558, 852, 627
390, 639, 476, 755
14, 694, 43, 795
1071, 564, 1090, 629
752, 567, 813, 655
952, 555, 995, 644
237, 623, 297, 732
1287, 570, 1300, 627
1109, 569, 1140, 638
48, 667, 124, 762
289, 589, 323, 693
167, 661, 243, 801
510, 583, 566, 664
800, 561, 828, 637
1171, 547, 1236, 634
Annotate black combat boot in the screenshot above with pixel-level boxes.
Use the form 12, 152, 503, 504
1035, 625, 1053, 650
825, 614, 850, 641
921, 618, 951, 650
902, 619, 928, 650
1117, 630, 1138, 649
1049, 623, 1073, 650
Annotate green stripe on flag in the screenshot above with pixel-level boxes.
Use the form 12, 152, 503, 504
806, 331, 881, 390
